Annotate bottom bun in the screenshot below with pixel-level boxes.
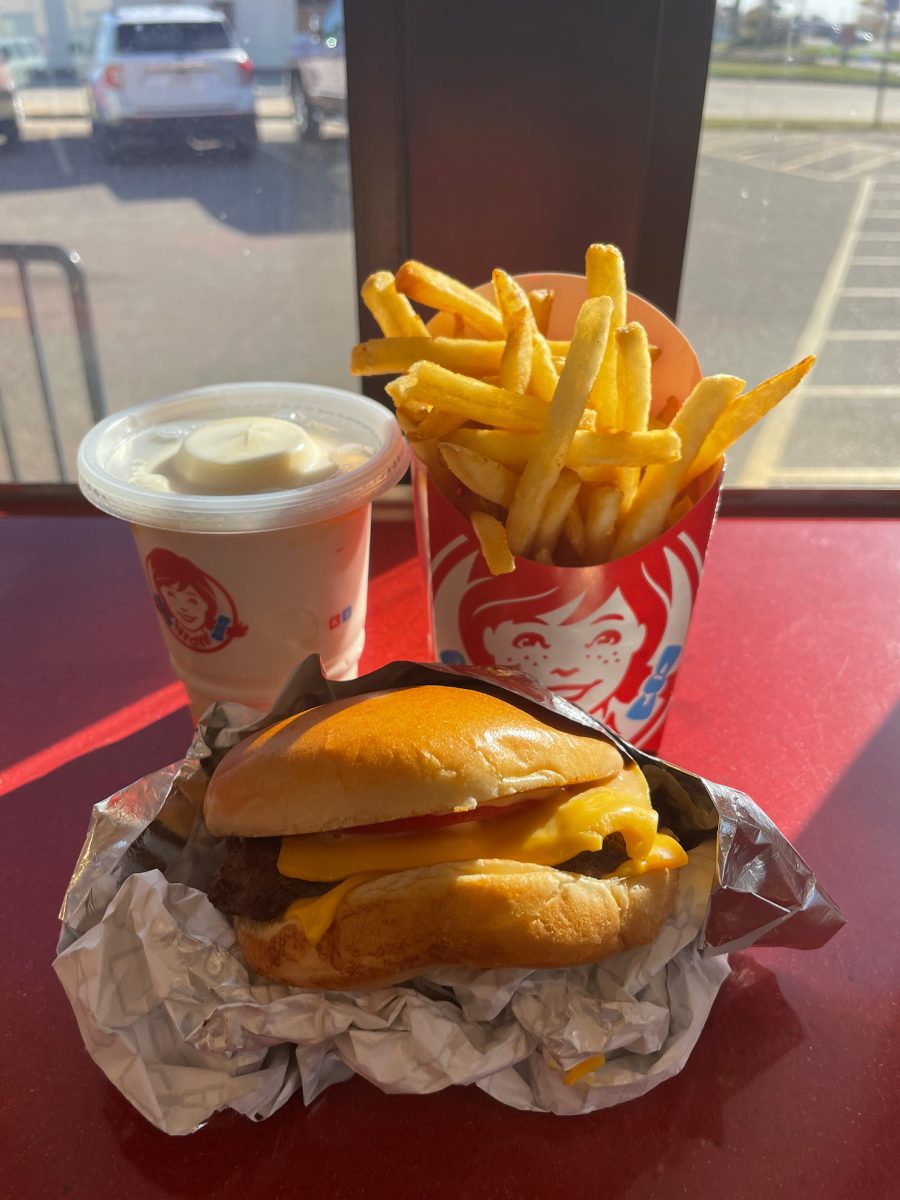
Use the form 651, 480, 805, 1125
234, 859, 679, 990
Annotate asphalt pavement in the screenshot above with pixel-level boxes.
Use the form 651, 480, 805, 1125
682, 127, 900, 485
1, 81, 899, 486
706, 76, 900, 126
0, 115, 355, 481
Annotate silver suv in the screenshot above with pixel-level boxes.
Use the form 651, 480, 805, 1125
88, 5, 257, 160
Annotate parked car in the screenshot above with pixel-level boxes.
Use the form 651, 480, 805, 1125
0, 52, 23, 147
88, 5, 257, 161
285, 0, 346, 141
0, 37, 49, 87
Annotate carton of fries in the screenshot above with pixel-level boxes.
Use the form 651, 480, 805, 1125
412, 273, 713, 749
352, 254, 814, 750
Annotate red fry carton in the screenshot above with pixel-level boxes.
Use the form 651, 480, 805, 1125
414, 273, 716, 752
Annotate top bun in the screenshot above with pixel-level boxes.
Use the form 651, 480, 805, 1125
203, 685, 623, 837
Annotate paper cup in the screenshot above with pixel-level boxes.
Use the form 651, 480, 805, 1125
79, 383, 409, 720
414, 274, 716, 751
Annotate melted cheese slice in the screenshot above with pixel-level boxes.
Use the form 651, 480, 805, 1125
279, 764, 688, 945
279, 764, 658, 882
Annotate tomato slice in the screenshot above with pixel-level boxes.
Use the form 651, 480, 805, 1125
344, 796, 540, 837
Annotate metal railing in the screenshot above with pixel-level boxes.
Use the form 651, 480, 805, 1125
0, 243, 106, 481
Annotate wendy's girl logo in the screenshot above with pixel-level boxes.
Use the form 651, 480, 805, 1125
145, 548, 248, 654
418, 468, 721, 749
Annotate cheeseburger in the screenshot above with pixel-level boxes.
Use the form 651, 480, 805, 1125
205, 685, 687, 990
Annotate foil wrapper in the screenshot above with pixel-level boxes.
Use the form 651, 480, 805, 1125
54, 657, 844, 1135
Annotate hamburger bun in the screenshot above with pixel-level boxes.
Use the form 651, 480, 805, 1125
234, 858, 678, 990
204, 685, 624, 837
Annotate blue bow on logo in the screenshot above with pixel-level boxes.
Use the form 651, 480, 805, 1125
210, 615, 231, 642
626, 644, 681, 721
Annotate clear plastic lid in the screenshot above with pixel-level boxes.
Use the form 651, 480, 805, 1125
77, 383, 410, 533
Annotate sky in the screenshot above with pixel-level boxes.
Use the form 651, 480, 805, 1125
776, 2, 863, 22
809, 2, 862, 20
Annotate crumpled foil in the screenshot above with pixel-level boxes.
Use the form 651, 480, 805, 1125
54, 657, 844, 1135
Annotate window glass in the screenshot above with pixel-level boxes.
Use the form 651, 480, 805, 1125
0, 0, 354, 484
116, 22, 234, 55
680, 2, 900, 486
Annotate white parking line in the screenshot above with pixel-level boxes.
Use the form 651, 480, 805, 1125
48, 130, 74, 177
830, 151, 900, 182
841, 286, 900, 297
828, 329, 900, 339
851, 256, 900, 265
780, 142, 867, 172
801, 384, 900, 398
776, 466, 900, 482
737, 175, 875, 487
725, 135, 822, 163
863, 210, 900, 219
857, 231, 900, 240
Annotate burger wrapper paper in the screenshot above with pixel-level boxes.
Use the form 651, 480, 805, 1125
54, 657, 844, 1135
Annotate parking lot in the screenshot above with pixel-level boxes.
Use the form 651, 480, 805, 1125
1, 82, 900, 486
682, 127, 900, 484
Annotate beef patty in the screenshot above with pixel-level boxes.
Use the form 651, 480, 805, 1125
208, 832, 630, 924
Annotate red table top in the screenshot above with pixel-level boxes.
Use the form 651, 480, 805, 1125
1, 509, 898, 1200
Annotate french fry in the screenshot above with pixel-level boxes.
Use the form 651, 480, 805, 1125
665, 495, 694, 529
492, 268, 527, 325
361, 271, 429, 337
572, 464, 619, 485
533, 469, 582, 557
398, 362, 553, 432
505, 296, 614, 556
528, 288, 554, 335
534, 547, 554, 566
444, 426, 681, 470
395, 261, 505, 339
439, 443, 518, 508
407, 409, 466, 443
615, 322, 653, 510
562, 501, 587, 560
649, 344, 661, 363
394, 408, 420, 439
586, 245, 627, 421
685, 355, 815, 484
407, 436, 458, 498
493, 269, 558, 403
610, 374, 744, 559
584, 485, 623, 564
470, 510, 516, 575
352, 336, 570, 378
616, 324, 653, 431
352, 337, 505, 377
499, 309, 534, 393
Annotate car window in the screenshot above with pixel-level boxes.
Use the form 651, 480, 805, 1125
115, 22, 233, 54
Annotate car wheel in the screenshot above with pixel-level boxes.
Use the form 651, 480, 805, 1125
2, 121, 20, 147
291, 78, 320, 141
